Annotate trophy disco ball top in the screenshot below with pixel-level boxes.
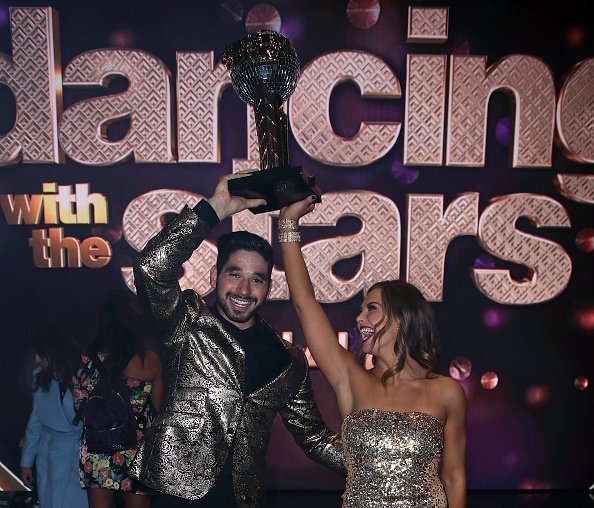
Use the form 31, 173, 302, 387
222, 30, 300, 105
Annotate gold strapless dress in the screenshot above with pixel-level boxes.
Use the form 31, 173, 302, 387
341, 409, 447, 507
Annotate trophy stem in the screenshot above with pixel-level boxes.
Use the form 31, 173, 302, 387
254, 81, 289, 170
223, 31, 321, 213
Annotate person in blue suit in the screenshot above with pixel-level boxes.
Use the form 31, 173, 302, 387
20, 327, 89, 508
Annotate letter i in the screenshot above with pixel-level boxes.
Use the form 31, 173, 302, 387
404, 7, 449, 166
42, 182, 59, 224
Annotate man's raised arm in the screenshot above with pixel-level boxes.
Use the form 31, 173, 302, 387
133, 174, 266, 336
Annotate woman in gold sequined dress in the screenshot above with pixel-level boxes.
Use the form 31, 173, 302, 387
278, 196, 467, 508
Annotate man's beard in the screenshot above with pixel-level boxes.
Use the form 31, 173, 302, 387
217, 292, 261, 324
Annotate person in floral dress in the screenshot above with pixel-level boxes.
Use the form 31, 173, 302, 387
73, 292, 163, 508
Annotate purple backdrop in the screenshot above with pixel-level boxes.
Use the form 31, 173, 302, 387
0, 0, 593, 491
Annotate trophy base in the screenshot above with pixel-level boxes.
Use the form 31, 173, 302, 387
228, 166, 321, 214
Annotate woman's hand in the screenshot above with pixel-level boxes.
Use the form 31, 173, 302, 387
280, 195, 318, 221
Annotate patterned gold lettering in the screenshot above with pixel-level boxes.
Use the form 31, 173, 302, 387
447, 55, 555, 167
60, 49, 174, 165
472, 194, 572, 304
290, 51, 401, 166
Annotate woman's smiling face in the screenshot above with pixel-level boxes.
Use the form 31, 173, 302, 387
356, 287, 398, 357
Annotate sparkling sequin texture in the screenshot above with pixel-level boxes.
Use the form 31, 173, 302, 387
129, 206, 345, 507
342, 409, 446, 508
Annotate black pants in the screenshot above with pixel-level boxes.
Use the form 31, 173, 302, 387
153, 473, 237, 508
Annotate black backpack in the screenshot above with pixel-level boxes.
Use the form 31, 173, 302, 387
76, 355, 138, 454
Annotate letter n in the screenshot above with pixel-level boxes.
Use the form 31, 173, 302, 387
447, 55, 554, 168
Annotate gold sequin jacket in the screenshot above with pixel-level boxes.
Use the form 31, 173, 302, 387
129, 205, 345, 507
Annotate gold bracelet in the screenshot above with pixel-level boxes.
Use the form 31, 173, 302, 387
278, 217, 299, 230
279, 231, 301, 243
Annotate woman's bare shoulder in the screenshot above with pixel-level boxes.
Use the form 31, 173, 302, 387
432, 375, 467, 414
427, 374, 465, 399
142, 350, 161, 373
127, 350, 161, 379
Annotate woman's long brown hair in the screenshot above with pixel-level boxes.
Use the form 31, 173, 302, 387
366, 280, 440, 386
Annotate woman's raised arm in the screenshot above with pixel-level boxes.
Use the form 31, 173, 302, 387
279, 196, 356, 397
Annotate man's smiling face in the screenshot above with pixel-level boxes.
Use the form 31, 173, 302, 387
210, 249, 271, 329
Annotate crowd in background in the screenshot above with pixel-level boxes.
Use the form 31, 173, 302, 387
19, 290, 163, 508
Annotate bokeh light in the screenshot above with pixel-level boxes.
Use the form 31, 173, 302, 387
245, 3, 281, 33
391, 160, 419, 185
576, 228, 594, 253
347, 325, 362, 354
573, 305, 594, 332
467, 398, 546, 485
525, 385, 550, 406
91, 224, 123, 243
451, 36, 470, 55
219, 0, 243, 26
565, 25, 588, 50
482, 307, 510, 330
346, 0, 380, 30
0, 5, 9, 27
495, 117, 510, 146
519, 479, 552, 489
481, 371, 499, 390
109, 29, 136, 47
474, 254, 496, 269
280, 16, 305, 42
449, 356, 472, 381
574, 376, 588, 391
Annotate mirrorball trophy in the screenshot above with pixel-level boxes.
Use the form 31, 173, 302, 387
222, 30, 321, 213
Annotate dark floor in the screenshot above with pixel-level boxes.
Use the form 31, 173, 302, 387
3, 489, 592, 507
267, 490, 594, 508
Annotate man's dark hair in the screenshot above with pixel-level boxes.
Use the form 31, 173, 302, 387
216, 231, 274, 279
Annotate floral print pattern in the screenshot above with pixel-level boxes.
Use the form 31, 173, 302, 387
73, 354, 154, 492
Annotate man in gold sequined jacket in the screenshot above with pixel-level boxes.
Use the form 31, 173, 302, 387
130, 174, 345, 508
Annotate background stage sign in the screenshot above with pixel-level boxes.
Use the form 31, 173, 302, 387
0, 0, 593, 490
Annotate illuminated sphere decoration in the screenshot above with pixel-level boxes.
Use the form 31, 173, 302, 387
346, 0, 380, 30
245, 3, 281, 33
481, 371, 499, 390
574, 376, 589, 391
576, 228, 594, 253
449, 356, 472, 381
